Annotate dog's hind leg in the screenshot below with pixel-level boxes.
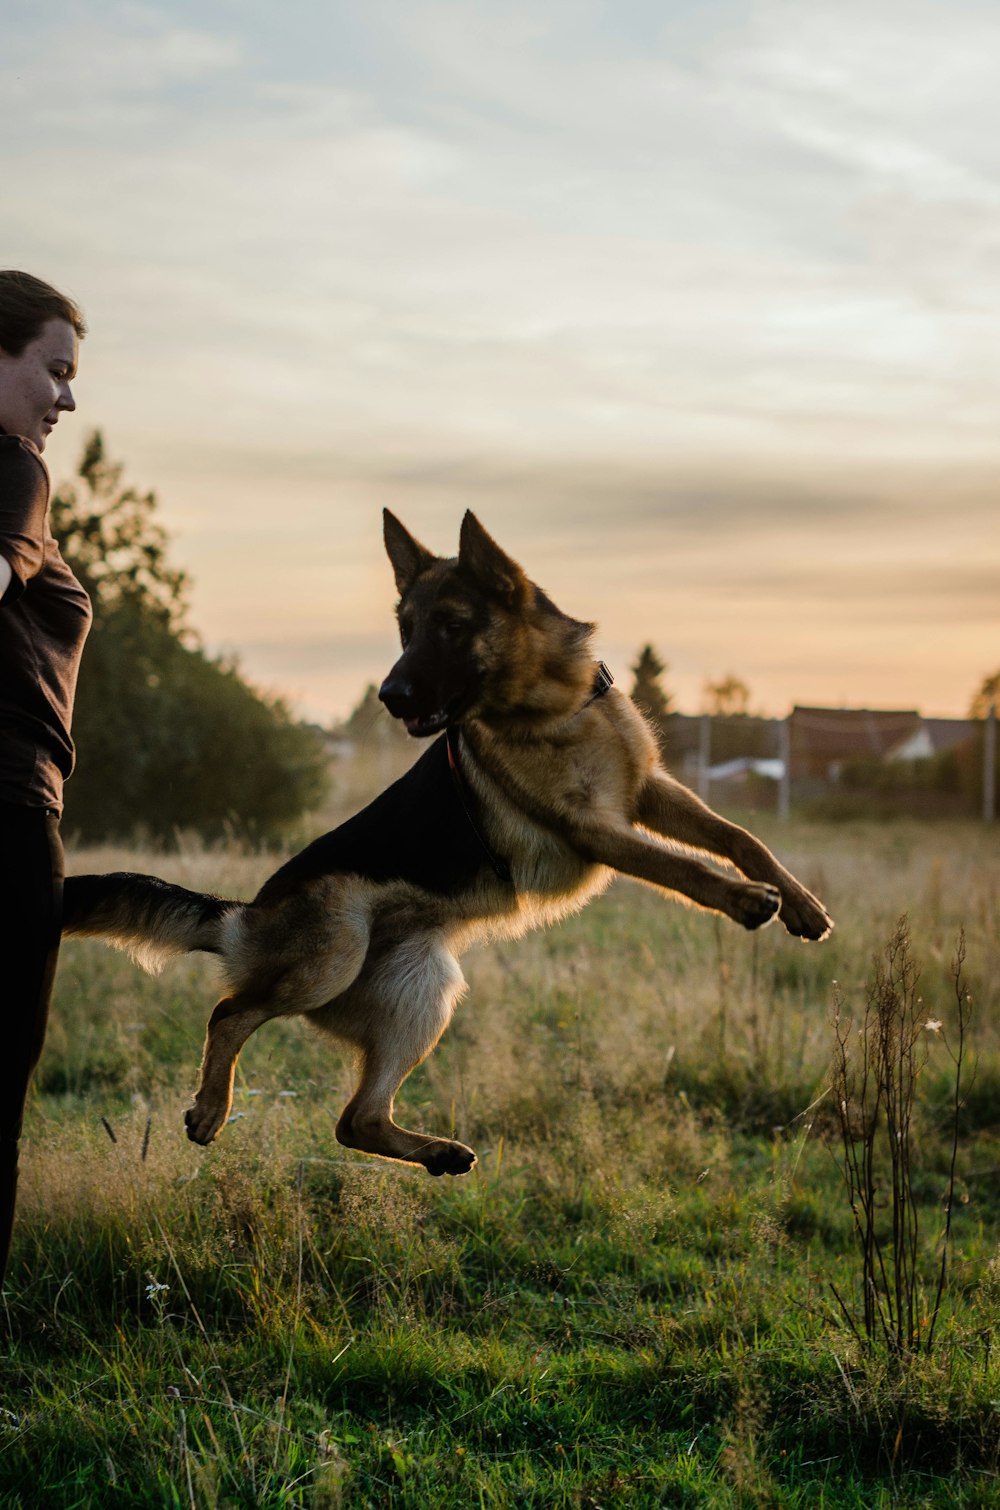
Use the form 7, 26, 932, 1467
184, 993, 273, 1146
185, 905, 371, 1145
335, 937, 476, 1176
337, 1051, 477, 1176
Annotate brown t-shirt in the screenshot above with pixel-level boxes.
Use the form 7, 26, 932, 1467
0, 430, 92, 811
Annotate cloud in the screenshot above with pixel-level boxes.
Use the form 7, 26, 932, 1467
11, 0, 1000, 469
4, 3, 243, 123
5, 0, 999, 722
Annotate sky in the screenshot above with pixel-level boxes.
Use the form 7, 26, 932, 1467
4, 0, 999, 721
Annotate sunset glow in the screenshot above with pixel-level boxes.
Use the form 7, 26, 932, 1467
6, 0, 998, 721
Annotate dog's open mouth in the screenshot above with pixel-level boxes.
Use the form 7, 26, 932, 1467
401, 690, 471, 738
404, 709, 451, 737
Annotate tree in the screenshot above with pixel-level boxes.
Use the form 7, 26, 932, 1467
699, 674, 777, 765
340, 683, 411, 747
968, 669, 999, 814
50, 431, 188, 630
630, 644, 672, 724
629, 643, 675, 755
970, 669, 1000, 720
53, 432, 330, 845
703, 674, 751, 718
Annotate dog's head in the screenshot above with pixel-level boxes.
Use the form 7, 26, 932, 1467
379, 510, 595, 736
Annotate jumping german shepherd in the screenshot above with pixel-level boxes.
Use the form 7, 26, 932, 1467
63, 512, 832, 1176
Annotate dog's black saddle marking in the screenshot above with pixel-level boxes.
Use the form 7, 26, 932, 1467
257, 734, 515, 902
445, 729, 513, 884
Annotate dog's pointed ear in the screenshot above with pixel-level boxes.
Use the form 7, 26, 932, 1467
458, 511, 526, 604
383, 510, 436, 595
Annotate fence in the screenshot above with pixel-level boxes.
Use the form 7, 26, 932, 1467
673, 705, 996, 822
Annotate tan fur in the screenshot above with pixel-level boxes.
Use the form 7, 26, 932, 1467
67, 512, 832, 1177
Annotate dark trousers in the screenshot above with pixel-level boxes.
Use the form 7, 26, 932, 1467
0, 802, 63, 1287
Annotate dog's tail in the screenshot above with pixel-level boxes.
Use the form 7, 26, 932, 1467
62, 872, 241, 975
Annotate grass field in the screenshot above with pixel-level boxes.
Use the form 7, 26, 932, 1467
2, 801, 999, 1507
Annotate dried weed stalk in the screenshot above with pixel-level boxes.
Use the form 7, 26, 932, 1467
830, 917, 970, 1361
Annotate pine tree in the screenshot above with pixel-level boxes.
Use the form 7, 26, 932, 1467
630, 644, 672, 749
630, 645, 670, 719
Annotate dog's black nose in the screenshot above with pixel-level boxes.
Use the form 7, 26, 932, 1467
378, 674, 416, 720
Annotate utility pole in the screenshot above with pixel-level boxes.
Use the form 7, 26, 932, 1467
778, 715, 791, 821
985, 696, 997, 823
697, 715, 711, 801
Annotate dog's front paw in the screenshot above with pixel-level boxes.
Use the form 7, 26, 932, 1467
735, 882, 781, 931
184, 1097, 230, 1146
780, 886, 834, 942
423, 1139, 477, 1177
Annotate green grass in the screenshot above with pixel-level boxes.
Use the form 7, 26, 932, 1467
2, 814, 999, 1506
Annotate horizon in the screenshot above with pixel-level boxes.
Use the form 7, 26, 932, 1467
7, 0, 999, 724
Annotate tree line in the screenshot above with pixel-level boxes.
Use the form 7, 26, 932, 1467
53, 432, 329, 846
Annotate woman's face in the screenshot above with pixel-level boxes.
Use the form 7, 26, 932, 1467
0, 317, 79, 452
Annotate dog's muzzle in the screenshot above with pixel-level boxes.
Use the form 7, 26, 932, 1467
378, 672, 418, 721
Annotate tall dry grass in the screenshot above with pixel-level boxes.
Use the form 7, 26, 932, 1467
42, 796, 1000, 1213
4, 788, 1000, 1504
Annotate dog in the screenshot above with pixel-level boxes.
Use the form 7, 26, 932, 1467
63, 511, 832, 1176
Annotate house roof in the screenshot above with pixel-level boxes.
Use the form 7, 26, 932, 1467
790, 707, 922, 762
920, 718, 977, 754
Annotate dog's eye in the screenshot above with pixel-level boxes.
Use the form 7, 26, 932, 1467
440, 620, 467, 640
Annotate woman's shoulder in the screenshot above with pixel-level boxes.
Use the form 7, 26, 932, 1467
0, 431, 45, 463
0, 432, 49, 491
0, 433, 50, 546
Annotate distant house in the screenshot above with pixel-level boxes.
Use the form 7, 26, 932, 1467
886, 718, 976, 762
788, 707, 923, 784
787, 707, 977, 790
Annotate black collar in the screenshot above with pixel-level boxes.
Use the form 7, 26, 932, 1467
585, 661, 614, 706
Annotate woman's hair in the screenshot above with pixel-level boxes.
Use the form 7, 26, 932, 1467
0, 271, 87, 355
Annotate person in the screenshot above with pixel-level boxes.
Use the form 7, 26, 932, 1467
0, 271, 90, 1288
